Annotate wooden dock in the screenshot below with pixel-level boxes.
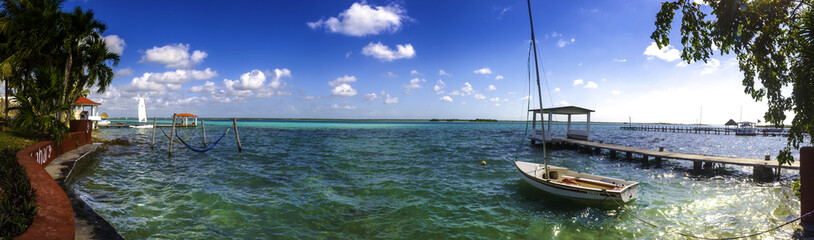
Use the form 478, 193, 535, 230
620, 125, 792, 137
530, 136, 799, 180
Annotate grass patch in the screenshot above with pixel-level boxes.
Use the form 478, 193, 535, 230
0, 149, 39, 238
0, 130, 39, 153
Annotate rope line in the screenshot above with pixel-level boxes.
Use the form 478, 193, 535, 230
514, 41, 535, 162
158, 127, 197, 142
175, 128, 231, 153
603, 189, 814, 239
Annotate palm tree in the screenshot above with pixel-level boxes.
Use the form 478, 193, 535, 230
60, 6, 117, 111
9, 65, 70, 142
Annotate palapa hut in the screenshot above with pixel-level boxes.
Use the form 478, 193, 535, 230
725, 119, 738, 128
175, 113, 198, 127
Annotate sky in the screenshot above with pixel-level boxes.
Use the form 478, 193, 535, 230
59, 0, 779, 124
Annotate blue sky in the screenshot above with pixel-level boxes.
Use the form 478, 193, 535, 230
65, 0, 772, 124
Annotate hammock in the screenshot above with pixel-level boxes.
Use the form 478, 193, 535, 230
158, 127, 197, 143
175, 128, 231, 153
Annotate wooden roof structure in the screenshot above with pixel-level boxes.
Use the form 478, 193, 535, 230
725, 119, 738, 126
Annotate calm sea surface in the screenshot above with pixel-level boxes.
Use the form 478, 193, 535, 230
72, 120, 802, 239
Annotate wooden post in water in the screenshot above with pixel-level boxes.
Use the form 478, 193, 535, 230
233, 118, 242, 152
169, 114, 176, 156
201, 119, 207, 147
801, 147, 814, 224
151, 117, 157, 148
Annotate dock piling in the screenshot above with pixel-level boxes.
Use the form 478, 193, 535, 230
625, 152, 632, 160
151, 117, 157, 148
233, 118, 242, 152
169, 114, 176, 156
201, 119, 207, 147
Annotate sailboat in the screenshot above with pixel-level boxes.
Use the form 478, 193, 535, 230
129, 96, 154, 128
514, 0, 639, 203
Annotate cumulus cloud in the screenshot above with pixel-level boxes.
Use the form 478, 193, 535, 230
103, 35, 126, 55
385, 72, 398, 78
554, 88, 560, 92
141, 43, 207, 68
474, 93, 486, 100
331, 83, 357, 97
559, 100, 569, 106
433, 79, 446, 94
440, 96, 453, 102
495, 75, 503, 80
191, 81, 216, 93
700, 58, 720, 75
329, 75, 357, 86
332, 103, 357, 109
473, 67, 492, 74
573, 79, 584, 86
365, 91, 397, 104
365, 92, 379, 101
402, 78, 425, 93
410, 70, 421, 75
115, 67, 134, 78
148, 68, 218, 84
611, 90, 621, 95
584, 81, 598, 89
461, 82, 475, 95
489, 97, 500, 102
384, 92, 398, 104
439, 69, 451, 76
220, 69, 291, 99
362, 42, 416, 62
307, 2, 407, 37
613, 58, 627, 63
487, 85, 496, 91
643, 42, 681, 62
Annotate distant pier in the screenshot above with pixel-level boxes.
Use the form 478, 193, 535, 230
620, 125, 792, 137
531, 136, 798, 181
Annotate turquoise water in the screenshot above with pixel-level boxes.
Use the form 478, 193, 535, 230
73, 120, 802, 239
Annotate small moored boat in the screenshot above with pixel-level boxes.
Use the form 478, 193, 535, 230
515, 161, 639, 203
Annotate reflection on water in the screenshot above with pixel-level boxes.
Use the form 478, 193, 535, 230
73, 121, 801, 239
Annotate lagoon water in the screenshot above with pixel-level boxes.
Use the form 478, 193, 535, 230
73, 120, 802, 239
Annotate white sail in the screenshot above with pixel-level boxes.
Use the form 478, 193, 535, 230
138, 96, 147, 123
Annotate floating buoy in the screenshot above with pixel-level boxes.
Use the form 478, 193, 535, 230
481, 161, 486, 166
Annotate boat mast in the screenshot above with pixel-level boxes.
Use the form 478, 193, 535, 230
526, 0, 548, 179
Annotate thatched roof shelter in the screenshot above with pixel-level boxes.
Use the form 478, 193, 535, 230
725, 119, 738, 126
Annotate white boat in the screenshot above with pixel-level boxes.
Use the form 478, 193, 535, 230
129, 96, 153, 129
515, 161, 639, 203
97, 120, 111, 126
516, 0, 639, 204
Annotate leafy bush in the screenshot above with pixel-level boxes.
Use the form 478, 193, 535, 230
793, 179, 801, 199
0, 149, 38, 238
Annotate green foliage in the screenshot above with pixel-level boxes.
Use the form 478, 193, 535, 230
793, 179, 801, 199
9, 66, 71, 144
0, 149, 38, 239
652, 0, 814, 166
0, 130, 37, 152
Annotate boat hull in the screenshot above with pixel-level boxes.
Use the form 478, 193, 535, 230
515, 161, 638, 203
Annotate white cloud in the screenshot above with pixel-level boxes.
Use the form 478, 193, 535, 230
474, 67, 492, 74
520, 95, 531, 101
229, 70, 266, 90
487, 85, 496, 91
461, 82, 475, 95
129, 74, 167, 92
643, 42, 681, 62
331, 83, 357, 97
495, 75, 504, 80
700, 58, 720, 75
329, 75, 357, 86
385, 72, 398, 78
410, 70, 421, 75
489, 97, 500, 102
102, 35, 126, 55
384, 92, 398, 104
115, 67, 134, 78
440, 96, 453, 102
694, 0, 706, 5
219, 69, 291, 99
676, 61, 690, 67
141, 43, 207, 68
584, 81, 598, 89
433, 79, 446, 94
307, 2, 407, 37
573, 79, 584, 86
362, 42, 416, 62
267, 68, 292, 89
559, 100, 569, 106
554, 88, 560, 92
332, 103, 357, 109
365, 92, 379, 101
402, 78, 425, 93
613, 58, 627, 63
611, 90, 621, 95
148, 68, 218, 84
439, 69, 451, 76
191, 81, 216, 93
557, 38, 575, 48
474, 93, 486, 100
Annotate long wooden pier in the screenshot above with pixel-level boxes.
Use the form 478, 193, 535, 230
620, 125, 791, 137
531, 136, 799, 180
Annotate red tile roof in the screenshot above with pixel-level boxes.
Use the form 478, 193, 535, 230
73, 96, 101, 105
176, 113, 198, 117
